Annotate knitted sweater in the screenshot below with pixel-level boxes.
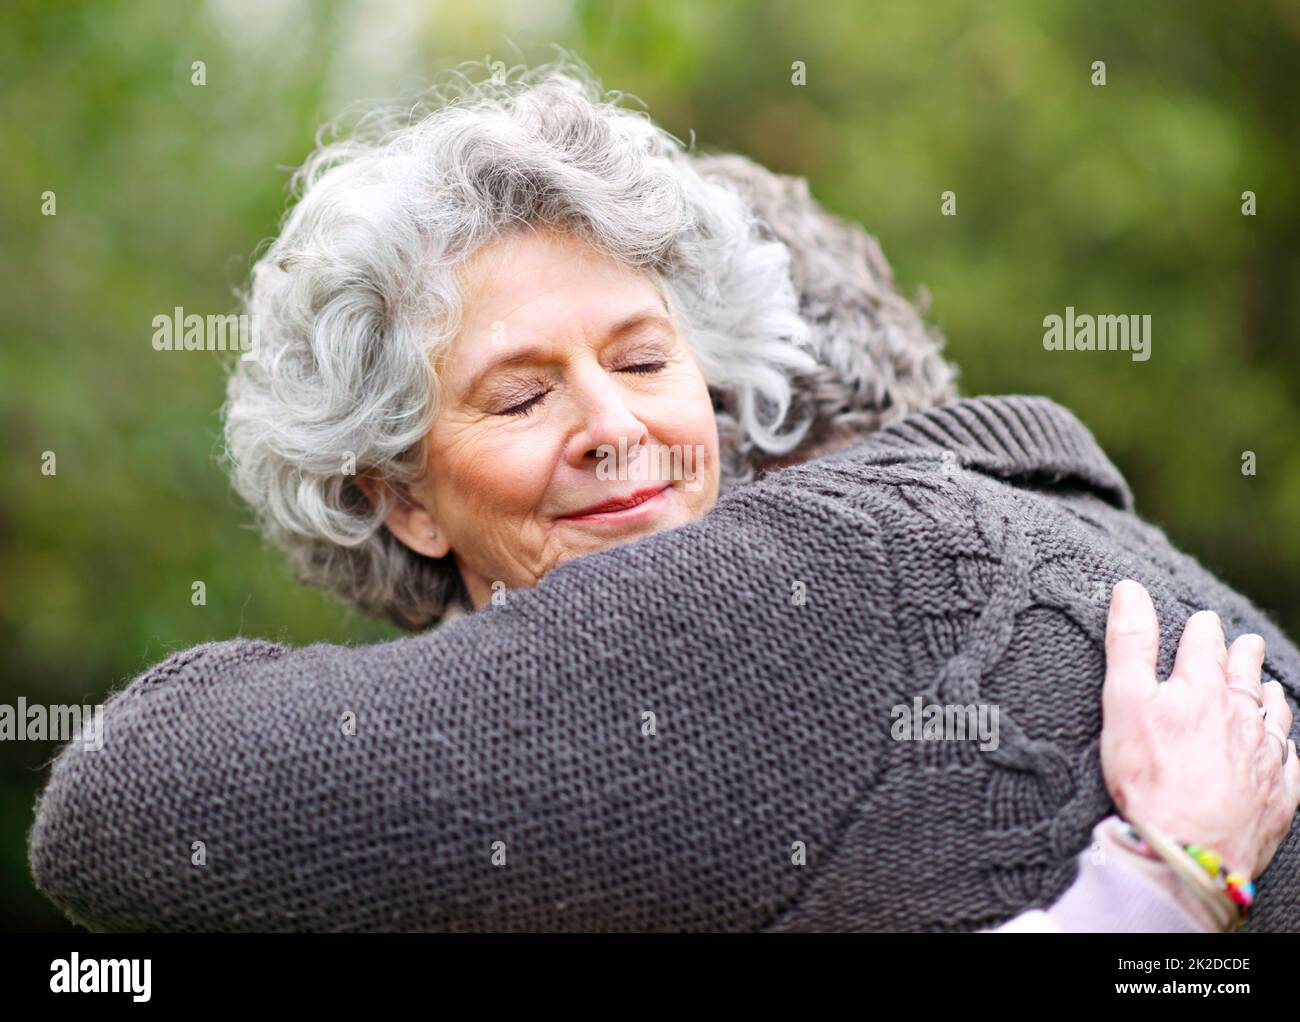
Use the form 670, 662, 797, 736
27, 395, 1300, 932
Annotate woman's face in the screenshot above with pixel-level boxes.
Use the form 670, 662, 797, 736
392, 228, 720, 608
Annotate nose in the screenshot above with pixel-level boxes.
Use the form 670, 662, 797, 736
563, 364, 649, 469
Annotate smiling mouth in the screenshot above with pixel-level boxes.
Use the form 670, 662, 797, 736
556, 484, 671, 522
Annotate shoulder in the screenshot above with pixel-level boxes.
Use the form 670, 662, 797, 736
122, 638, 291, 696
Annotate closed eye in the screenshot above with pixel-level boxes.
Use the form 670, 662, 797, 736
499, 389, 550, 417
497, 361, 664, 416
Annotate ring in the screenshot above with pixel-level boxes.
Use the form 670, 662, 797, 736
1265, 724, 1289, 766
1227, 684, 1264, 708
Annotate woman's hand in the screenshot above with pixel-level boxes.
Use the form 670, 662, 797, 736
1101, 579, 1300, 879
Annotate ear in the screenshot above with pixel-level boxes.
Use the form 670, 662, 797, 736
354, 473, 451, 560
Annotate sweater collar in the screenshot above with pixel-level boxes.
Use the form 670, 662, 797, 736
837, 394, 1135, 511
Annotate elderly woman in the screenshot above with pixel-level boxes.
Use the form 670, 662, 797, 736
225, 65, 956, 627
28, 60, 1300, 932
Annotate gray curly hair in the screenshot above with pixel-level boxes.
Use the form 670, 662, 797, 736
222, 56, 958, 631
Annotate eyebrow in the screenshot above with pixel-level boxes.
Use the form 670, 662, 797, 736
460, 305, 675, 398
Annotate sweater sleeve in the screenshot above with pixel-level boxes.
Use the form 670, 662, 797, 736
983, 817, 1217, 933
27, 471, 910, 932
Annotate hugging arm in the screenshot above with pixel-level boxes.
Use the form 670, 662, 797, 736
27, 474, 905, 932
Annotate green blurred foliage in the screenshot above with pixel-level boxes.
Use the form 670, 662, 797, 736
2, 0, 1297, 929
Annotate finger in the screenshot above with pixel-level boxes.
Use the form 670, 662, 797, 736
1226, 634, 1266, 693
1258, 681, 1292, 783
1104, 580, 1160, 709
1225, 633, 1266, 725
1257, 739, 1300, 878
1171, 610, 1228, 688
1286, 740, 1300, 809
1263, 680, 1294, 738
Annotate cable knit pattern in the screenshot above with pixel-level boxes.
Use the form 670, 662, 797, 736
26, 396, 1300, 931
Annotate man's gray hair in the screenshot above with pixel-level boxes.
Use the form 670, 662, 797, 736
222, 55, 957, 630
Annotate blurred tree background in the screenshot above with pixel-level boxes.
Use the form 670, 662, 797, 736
2, 0, 1297, 929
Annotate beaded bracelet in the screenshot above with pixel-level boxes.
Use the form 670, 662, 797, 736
1118, 820, 1255, 930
